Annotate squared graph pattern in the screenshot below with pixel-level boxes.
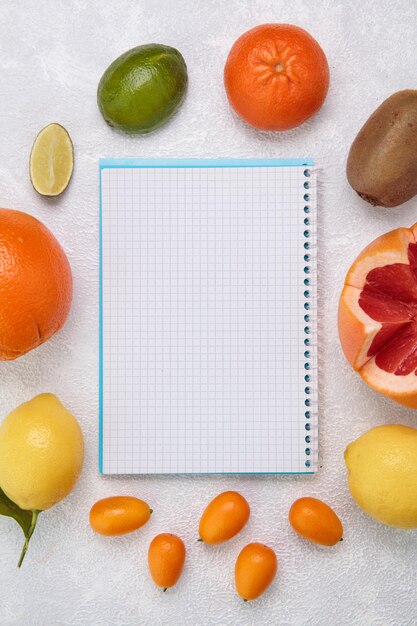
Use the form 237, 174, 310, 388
101, 164, 316, 474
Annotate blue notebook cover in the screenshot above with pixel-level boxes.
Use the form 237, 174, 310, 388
99, 158, 317, 474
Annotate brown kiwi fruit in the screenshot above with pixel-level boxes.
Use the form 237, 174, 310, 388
347, 90, 417, 207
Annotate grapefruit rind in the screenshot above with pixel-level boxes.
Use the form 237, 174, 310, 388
338, 285, 382, 370
345, 227, 415, 289
361, 359, 417, 408
339, 222, 417, 408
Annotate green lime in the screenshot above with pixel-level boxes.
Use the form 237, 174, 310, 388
97, 44, 188, 134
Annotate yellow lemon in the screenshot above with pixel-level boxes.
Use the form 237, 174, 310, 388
344, 424, 417, 529
0, 393, 84, 511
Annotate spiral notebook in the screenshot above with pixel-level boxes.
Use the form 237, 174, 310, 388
99, 158, 318, 474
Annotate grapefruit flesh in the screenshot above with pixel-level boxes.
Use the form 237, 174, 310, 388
339, 223, 417, 407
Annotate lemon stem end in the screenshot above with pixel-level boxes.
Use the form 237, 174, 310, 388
17, 510, 39, 568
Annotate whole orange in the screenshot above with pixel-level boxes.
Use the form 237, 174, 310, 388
0, 208, 72, 360
224, 24, 329, 131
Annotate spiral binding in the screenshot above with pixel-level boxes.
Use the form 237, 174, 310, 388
302, 165, 317, 471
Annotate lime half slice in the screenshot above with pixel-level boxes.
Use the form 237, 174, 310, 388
30, 123, 74, 196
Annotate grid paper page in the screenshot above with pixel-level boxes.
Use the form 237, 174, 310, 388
100, 160, 317, 474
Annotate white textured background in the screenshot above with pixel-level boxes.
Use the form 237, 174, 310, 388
0, 1, 416, 624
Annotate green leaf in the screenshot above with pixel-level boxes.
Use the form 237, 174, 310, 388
0, 487, 40, 567
0, 487, 32, 535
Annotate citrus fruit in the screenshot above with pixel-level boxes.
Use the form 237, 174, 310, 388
345, 424, 417, 529
0, 394, 84, 511
235, 543, 277, 601
0, 394, 83, 565
0, 208, 72, 360
224, 24, 329, 131
289, 497, 343, 546
338, 222, 417, 407
198, 491, 250, 544
89, 496, 152, 536
97, 44, 188, 134
30, 123, 74, 196
148, 533, 186, 591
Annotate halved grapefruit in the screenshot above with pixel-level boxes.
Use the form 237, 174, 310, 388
338, 222, 417, 408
